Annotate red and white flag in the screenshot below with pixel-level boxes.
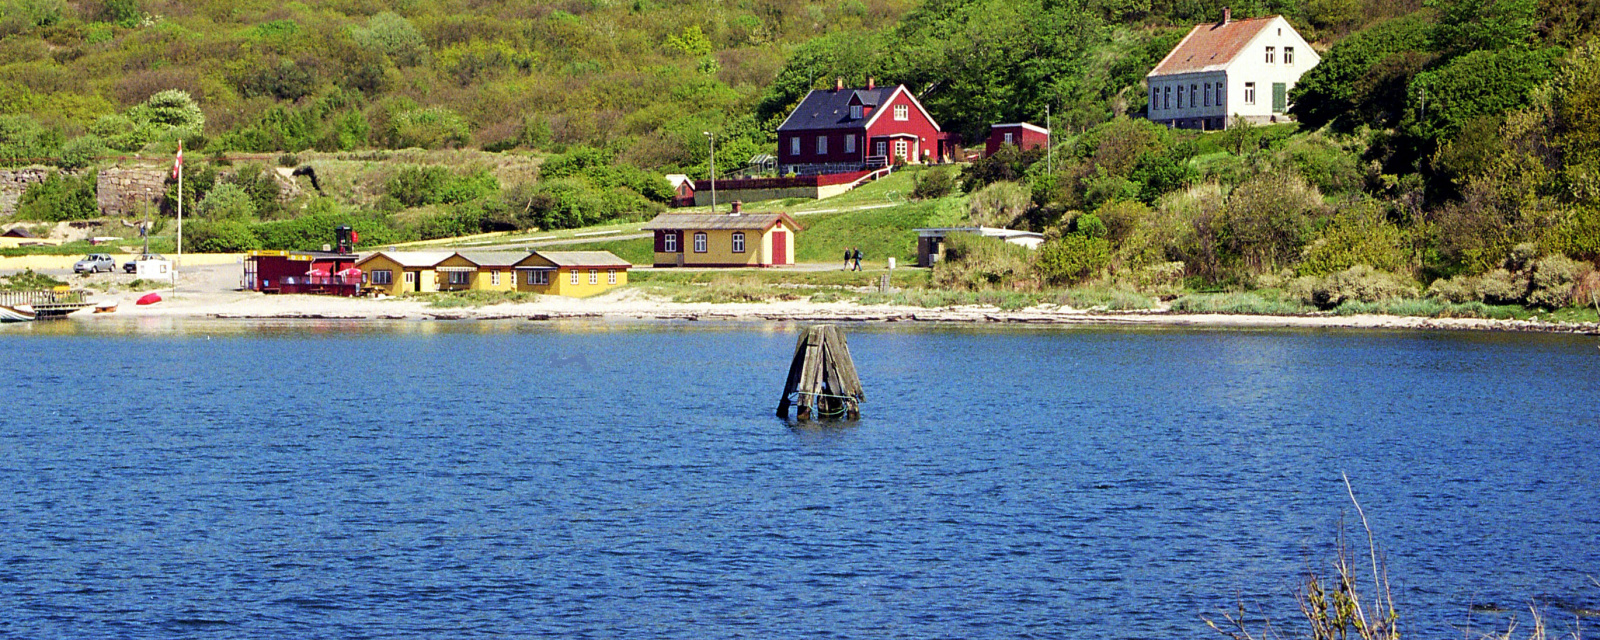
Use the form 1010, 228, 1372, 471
172, 141, 183, 180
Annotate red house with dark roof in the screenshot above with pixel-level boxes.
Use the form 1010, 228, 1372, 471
776, 79, 958, 176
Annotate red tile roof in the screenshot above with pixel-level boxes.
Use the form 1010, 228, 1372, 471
1149, 16, 1277, 76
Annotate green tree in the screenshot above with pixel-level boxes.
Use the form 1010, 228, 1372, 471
1426, 0, 1538, 55
1289, 13, 1434, 131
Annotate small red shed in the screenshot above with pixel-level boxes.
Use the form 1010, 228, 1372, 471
243, 251, 363, 296
985, 123, 1051, 157
666, 174, 696, 207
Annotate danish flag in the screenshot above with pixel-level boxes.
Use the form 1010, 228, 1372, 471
172, 141, 183, 180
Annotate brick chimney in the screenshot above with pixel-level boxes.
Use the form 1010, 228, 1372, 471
1221, 7, 1230, 25
730, 201, 742, 216
836, 77, 844, 91
867, 77, 875, 90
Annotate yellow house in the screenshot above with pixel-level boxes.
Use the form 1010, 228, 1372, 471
354, 251, 453, 295
641, 206, 801, 268
513, 250, 631, 297
453, 251, 526, 291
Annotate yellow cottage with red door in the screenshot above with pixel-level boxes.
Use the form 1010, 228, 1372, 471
513, 250, 631, 297
641, 206, 800, 268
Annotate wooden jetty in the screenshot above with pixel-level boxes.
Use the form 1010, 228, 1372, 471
0, 290, 93, 320
777, 325, 864, 420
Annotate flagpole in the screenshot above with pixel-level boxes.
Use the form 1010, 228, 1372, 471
175, 140, 183, 295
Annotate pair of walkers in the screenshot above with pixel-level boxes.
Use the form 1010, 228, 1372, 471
842, 248, 863, 271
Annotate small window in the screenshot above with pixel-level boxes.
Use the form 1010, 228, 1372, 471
845, 134, 856, 153
1150, 88, 1158, 110
789, 137, 800, 156
1190, 84, 1198, 107
1265, 46, 1275, 64
664, 232, 678, 253
1244, 82, 1256, 105
490, 271, 500, 286
608, 269, 617, 285
875, 141, 887, 156
1217, 84, 1225, 105
894, 104, 908, 121
694, 232, 707, 253
1204, 83, 1211, 107
404, 271, 416, 284
526, 270, 548, 285
732, 232, 746, 253
1164, 86, 1170, 109
1177, 85, 1185, 109
850, 105, 862, 119
1003, 132, 1014, 144
817, 135, 827, 154
449, 271, 469, 285
589, 269, 598, 285
570, 270, 579, 284
893, 139, 908, 160
1285, 47, 1294, 65
372, 270, 393, 285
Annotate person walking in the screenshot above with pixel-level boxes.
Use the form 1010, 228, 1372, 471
843, 247, 853, 270
852, 248, 862, 271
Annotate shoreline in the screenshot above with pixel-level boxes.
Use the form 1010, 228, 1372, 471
84, 288, 1600, 335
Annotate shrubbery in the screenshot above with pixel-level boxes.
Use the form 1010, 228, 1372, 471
910, 168, 955, 200
1305, 265, 1418, 308
15, 171, 97, 221
931, 233, 1038, 290
1035, 234, 1112, 286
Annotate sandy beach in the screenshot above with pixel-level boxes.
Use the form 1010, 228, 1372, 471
13, 260, 1592, 335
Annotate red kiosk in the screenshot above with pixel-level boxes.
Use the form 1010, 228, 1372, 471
242, 226, 364, 296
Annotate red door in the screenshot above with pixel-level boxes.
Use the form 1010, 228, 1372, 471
771, 231, 787, 265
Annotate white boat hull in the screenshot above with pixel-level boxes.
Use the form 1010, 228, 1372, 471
0, 304, 35, 322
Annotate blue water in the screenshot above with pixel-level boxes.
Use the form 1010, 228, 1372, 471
2, 319, 1598, 639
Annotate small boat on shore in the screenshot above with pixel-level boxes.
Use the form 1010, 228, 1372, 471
0, 303, 36, 323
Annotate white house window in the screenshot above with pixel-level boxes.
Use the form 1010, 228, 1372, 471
372, 269, 393, 285
404, 271, 416, 284
817, 136, 827, 154
732, 232, 746, 253
664, 232, 678, 253
569, 270, 579, 284
1150, 88, 1158, 109
694, 232, 707, 253
790, 137, 801, 156
1265, 46, 1275, 64
1244, 82, 1256, 105
1204, 83, 1211, 107
894, 104, 908, 121
1003, 132, 1014, 144
845, 134, 856, 153
589, 269, 598, 284
850, 105, 862, 119
893, 139, 908, 161
607, 269, 617, 284
449, 271, 469, 285
1177, 85, 1184, 109
875, 141, 887, 156
1164, 86, 1170, 109
1285, 47, 1294, 64
490, 271, 500, 286
1217, 84, 1225, 105
526, 270, 548, 285
1191, 84, 1198, 107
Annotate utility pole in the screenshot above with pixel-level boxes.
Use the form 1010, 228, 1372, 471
703, 131, 717, 214
1045, 104, 1052, 174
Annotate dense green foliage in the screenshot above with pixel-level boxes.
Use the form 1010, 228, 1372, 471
16, 170, 97, 220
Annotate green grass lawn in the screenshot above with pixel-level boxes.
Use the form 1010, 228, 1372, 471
795, 196, 966, 264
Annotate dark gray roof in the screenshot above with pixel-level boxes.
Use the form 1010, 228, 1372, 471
776, 86, 897, 132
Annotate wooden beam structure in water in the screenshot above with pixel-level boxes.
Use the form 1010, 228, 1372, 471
776, 325, 863, 420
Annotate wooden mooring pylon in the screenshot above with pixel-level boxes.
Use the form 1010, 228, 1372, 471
777, 325, 864, 420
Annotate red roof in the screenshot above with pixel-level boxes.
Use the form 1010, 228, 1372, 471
1149, 16, 1277, 76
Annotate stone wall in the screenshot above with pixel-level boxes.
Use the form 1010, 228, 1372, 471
0, 169, 52, 218
96, 166, 167, 219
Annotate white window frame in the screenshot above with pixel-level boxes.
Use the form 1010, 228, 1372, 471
526, 270, 548, 285
1003, 132, 1014, 144
1150, 88, 1158, 110
1285, 47, 1294, 65
1164, 86, 1170, 109
817, 135, 827, 154
1265, 46, 1275, 64
490, 271, 500, 286
789, 137, 800, 156
1244, 82, 1256, 105
875, 141, 887, 156
1217, 83, 1225, 105
845, 134, 855, 153
893, 139, 907, 161
1204, 83, 1211, 107
1177, 85, 1184, 109
732, 232, 746, 253
664, 232, 678, 253
372, 269, 393, 285
850, 105, 862, 119
404, 271, 416, 284
569, 270, 578, 284
607, 269, 617, 284
589, 269, 598, 284
693, 232, 707, 253
893, 104, 908, 121
1190, 84, 1198, 108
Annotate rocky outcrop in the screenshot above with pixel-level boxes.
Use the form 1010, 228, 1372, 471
96, 167, 166, 218
0, 169, 52, 217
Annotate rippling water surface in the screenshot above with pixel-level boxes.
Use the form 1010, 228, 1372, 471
3, 319, 1598, 639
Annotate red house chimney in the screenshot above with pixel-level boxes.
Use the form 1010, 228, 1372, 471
836, 77, 844, 91
730, 201, 742, 216
867, 77, 875, 90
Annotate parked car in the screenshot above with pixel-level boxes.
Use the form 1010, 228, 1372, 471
123, 253, 167, 274
73, 254, 116, 273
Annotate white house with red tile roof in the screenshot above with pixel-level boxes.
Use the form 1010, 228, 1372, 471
1146, 9, 1320, 130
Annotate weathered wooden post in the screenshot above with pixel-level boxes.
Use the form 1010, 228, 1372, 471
777, 324, 863, 420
